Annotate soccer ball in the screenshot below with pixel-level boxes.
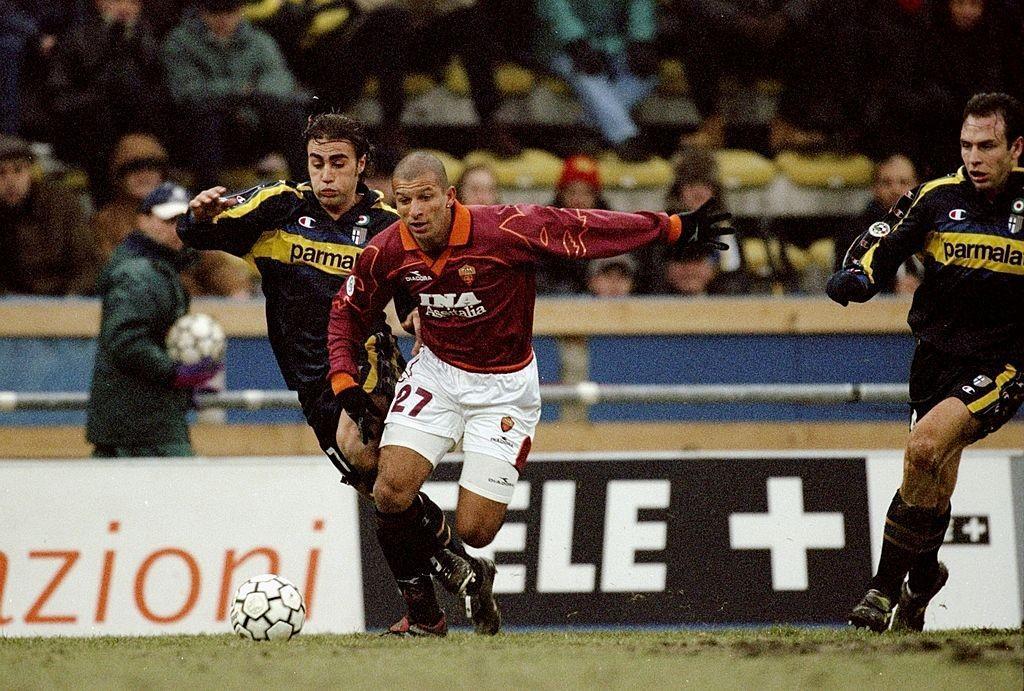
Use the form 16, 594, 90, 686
229, 574, 306, 641
166, 312, 226, 364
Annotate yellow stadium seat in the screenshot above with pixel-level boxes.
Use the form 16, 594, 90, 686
444, 60, 470, 96
464, 148, 564, 188
495, 63, 535, 96
657, 58, 688, 97
774, 152, 874, 188
713, 149, 777, 189
598, 153, 673, 189
404, 73, 436, 97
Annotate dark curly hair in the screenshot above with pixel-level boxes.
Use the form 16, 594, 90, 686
303, 113, 372, 162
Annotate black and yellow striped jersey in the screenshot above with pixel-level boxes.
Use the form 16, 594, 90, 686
178, 180, 399, 390
841, 166, 1024, 361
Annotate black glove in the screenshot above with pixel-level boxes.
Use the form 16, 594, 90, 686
336, 384, 384, 444
673, 197, 734, 256
825, 269, 873, 306
626, 41, 659, 78
565, 40, 606, 75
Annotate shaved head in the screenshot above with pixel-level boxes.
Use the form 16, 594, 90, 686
393, 151, 449, 188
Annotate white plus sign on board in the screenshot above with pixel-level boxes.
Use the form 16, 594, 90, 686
960, 516, 988, 543
729, 477, 846, 591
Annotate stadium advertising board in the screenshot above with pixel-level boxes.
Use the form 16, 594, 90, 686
0, 452, 1019, 636
0, 458, 364, 637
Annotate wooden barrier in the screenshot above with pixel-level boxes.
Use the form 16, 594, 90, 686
0, 296, 914, 338
2, 421, 1019, 459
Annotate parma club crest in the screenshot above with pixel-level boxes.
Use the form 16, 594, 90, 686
1009, 198, 1023, 234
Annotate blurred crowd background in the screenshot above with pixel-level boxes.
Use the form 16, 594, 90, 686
1, 0, 1022, 301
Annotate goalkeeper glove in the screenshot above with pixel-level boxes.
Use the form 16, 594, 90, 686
825, 269, 873, 306
673, 197, 734, 255
171, 357, 223, 389
335, 384, 384, 444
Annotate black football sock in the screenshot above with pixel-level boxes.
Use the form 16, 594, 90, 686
375, 502, 444, 624
868, 490, 941, 602
907, 502, 951, 595
418, 492, 484, 595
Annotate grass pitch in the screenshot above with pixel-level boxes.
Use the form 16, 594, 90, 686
2, 628, 1021, 690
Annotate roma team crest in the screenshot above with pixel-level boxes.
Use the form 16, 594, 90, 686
500, 416, 515, 432
459, 264, 476, 286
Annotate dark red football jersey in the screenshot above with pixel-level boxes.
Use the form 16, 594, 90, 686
328, 202, 681, 385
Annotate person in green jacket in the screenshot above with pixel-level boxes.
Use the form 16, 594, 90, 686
86, 182, 223, 457
161, 0, 306, 189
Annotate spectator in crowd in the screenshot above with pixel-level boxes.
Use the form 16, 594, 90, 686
91, 133, 254, 297
834, 153, 922, 294
910, 0, 1023, 175
535, 0, 659, 160
249, 0, 518, 157
0, 135, 97, 295
538, 154, 610, 294
162, 0, 307, 189
86, 182, 223, 458
457, 164, 500, 205
0, 1, 71, 136
47, 0, 169, 204
675, 0, 864, 153
586, 255, 637, 297
656, 145, 764, 295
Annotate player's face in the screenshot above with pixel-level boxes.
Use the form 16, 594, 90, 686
873, 155, 917, 209
0, 159, 32, 207
393, 174, 457, 252
308, 139, 365, 218
960, 113, 1023, 196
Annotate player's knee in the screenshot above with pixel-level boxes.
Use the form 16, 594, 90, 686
373, 473, 417, 514
455, 514, 500, 549
905, 430, 942, 477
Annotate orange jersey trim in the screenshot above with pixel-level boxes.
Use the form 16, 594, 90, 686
398, 202, 473, 276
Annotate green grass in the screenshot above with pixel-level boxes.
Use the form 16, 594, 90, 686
1, 628, 1021, 690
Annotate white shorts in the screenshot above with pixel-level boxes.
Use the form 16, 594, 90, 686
379, 346, 541, 503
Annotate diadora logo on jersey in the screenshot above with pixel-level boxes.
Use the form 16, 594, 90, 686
298, 216, 316, 228
949, 209, 967, 221
404, 270, 433, 282
419, 291, 486, 318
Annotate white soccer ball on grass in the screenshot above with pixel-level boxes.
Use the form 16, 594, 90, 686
229, 574, 306, 641
165, 312, 226, 364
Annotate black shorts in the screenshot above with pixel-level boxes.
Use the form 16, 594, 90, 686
909, 340, 1022, 439
298, 331, 406, 484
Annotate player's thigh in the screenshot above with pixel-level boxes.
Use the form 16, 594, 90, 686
903, 397, 978, 480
